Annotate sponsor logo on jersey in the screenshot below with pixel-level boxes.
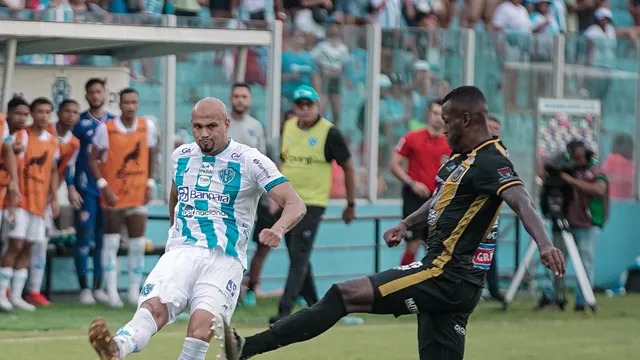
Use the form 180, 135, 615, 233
404, 298, 419, 314
472, 243, 496, 270
225, 279, 237, 297
182, 204, 228, 218
178, 186, 231, 204
181, 147, 191, 154
394, 261, 423, 271
252, 158, 270, 178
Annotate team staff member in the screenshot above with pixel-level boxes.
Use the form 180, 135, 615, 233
89, 88, 158, 308
225, 86, 565, 360
26, 99, 82, 307
73, 78, 116, 305
0, 101, 23, 257
0, 97, 60, 312
269, 85, 356, 324
226, 82, 272, 307
390, 99, 450, 266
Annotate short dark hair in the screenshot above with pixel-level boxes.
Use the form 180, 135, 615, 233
59, 98, 80, 111
427, 99, 443, 112
7, 95, 29, 111
232, 82, 251, 93
30, 97, 54, 112
612, 133, 634, 158
85, 78, 106, 92
487, 115, 500, 124
442, 86, 488, 119
119, 87, 138, 101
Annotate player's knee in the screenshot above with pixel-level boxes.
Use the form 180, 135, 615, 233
140, 299, 169, 327
335, 278, 375, 313
186, 326, 211, 342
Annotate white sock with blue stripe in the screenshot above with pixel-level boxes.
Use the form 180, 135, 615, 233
113, 307, 157, 357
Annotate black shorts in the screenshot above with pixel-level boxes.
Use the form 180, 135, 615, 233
252, 201, 280, 244
369, 263, 482, 356
402, 186, 429, 242
209, 0, 231, 11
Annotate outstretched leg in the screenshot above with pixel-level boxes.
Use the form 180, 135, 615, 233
89, 297, 167, 359
234, 277, 374, 359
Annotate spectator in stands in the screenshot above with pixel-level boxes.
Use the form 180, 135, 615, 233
493, 0, 533, 112
282, 28, 318, 111
584, 7, 617, 101
270, 84, 355, 324
409, 60, 435, 129
334, 0, 370, 24
209, 0, 235, 19
602, 133, 635, 199
292, 0, 334, 41
461, 0, 501, 30
174, 0, 206, 21
370, 0, 406, 29
390, 98, 449, 266
629, 0, 640, 26
567, 0, 602, 32
311, 23, 349, 126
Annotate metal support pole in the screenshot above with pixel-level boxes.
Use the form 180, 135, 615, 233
1, 38, 17, 113
374, 218, 381, 273
635, 45, 640, 200
234, 47, 248, 83
162, 15, 178, 201
364, 25, 381, 203
551, 35, 565, 98
461, 29, 476, 86
267, 20, 283, 140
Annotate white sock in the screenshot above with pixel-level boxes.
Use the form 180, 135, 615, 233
102, 233, 121, 297
113, 307, 158, 356
28, 242, 47, 293
10, 269, 28, 300
127, 237, 145, 293
0, 267, 13, 296
178, 337, 210, 360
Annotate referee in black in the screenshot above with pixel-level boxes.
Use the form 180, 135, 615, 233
224, 86, 565, 360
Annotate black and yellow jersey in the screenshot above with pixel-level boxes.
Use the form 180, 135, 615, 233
422, 137, 523, 286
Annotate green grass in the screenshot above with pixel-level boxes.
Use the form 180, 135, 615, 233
1, 295, 639, 359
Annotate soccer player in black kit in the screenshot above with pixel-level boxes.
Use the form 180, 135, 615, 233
221, 86, 566, 360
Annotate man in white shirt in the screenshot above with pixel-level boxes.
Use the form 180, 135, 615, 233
88, 97, 306, 360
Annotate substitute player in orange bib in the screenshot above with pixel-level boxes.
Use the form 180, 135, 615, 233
89, 88, 157, 308
0, 104, 22, 228
26, 99, 82, 307
0, 97, 59, 312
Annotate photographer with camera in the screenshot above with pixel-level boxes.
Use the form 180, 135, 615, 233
537, 139, 609, 312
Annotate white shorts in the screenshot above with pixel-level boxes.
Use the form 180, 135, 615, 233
138, 246, 243, 324
6, 208, 47, 243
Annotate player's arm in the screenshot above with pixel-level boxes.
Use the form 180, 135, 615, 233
146, 119, 158, 203
2, 141, 20, 207
326, 127, 356, 222
169, 180, 178, 227
89, 123, 108, 186
268, 182, 306, 235
500, 186, 565, 276
401, 196, 436, 230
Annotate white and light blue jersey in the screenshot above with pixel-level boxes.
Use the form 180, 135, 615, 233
167, 140, 288, 268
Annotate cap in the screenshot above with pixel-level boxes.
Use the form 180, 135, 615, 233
292, 85, 319, 102
594, 7, 613, 21
378, 74, 392, 89
413, 60, 431, 72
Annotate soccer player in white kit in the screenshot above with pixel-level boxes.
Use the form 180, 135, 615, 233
88, 97, 306, 360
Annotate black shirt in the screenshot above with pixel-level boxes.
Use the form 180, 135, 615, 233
423, 138, 522, 286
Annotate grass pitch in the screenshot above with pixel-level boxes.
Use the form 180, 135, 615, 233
0, 294, 638, 359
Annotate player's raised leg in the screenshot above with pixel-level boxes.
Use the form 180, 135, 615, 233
88, 248, 188, 359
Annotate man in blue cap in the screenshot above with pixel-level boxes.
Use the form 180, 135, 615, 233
269, 84, 356, 324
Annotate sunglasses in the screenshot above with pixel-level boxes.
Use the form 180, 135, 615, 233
295, 100, 315, 108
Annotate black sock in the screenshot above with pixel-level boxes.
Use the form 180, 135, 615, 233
242, 284, 347, 358
78, 275, 88, 290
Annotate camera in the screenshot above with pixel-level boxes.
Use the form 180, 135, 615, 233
540, 152, 575, 222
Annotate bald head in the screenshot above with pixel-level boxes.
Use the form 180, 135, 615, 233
192, 97, 228, 118
191, 97, 230, 155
